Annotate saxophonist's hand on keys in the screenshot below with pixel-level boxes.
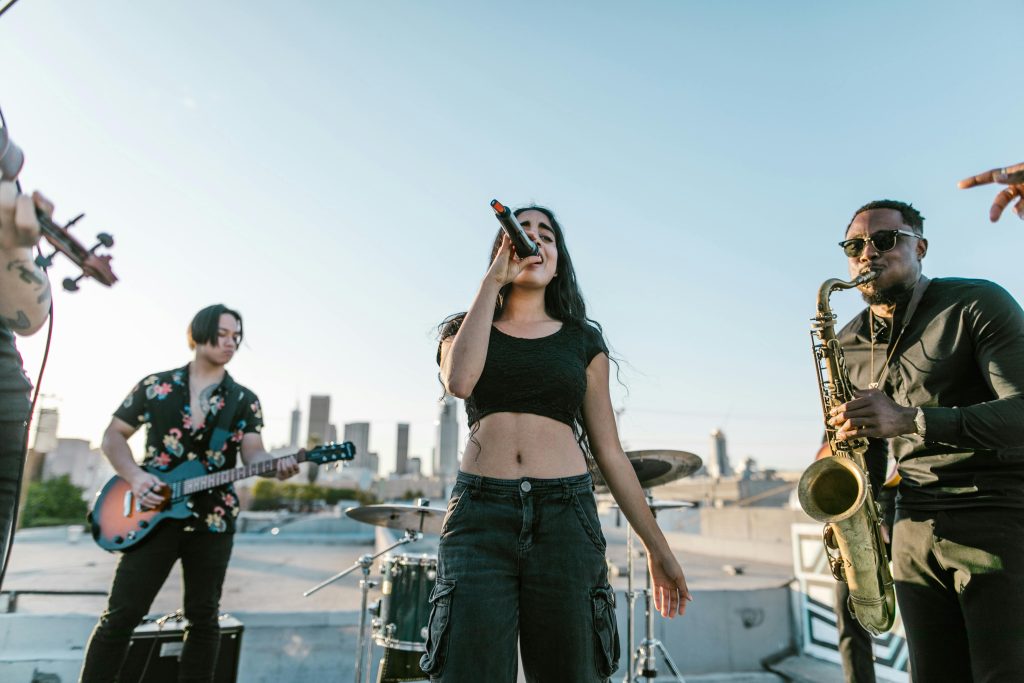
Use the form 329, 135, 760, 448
829, 388, 917, 440
958, 162, 1024, 222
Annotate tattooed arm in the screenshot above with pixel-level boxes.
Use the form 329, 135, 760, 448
0, 181, 52, 336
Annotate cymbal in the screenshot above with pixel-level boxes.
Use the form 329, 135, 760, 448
594, 449, 703, 492
345, 503, 447, 535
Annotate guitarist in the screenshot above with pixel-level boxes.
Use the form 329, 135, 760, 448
0, 180, 54, 591
79, 304, 299, 683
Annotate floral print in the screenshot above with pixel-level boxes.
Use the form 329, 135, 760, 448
113, 363, 263, 534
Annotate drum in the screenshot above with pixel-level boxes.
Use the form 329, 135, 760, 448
375, 553, 437, 651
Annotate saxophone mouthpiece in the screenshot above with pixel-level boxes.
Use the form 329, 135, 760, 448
856, 270, 879, 284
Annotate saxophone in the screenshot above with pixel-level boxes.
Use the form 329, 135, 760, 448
797, 272, 896, 635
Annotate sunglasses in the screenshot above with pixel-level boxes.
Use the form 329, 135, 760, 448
839, 229, 920, 258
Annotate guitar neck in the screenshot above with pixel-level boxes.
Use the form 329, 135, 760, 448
179, 451, 308, 497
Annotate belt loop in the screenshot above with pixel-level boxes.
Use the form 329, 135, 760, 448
561, 478, 572, 502
471, 475, 482, 495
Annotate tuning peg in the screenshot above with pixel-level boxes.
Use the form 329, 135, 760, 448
63, 275, 83, 292
64, 213, 85, 229
35, 252, 57, 269
94, 232, 114, 248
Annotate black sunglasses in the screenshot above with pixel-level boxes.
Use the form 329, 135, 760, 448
839, 229, 920, 258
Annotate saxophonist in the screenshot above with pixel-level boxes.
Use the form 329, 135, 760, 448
828, 199, 1024, 682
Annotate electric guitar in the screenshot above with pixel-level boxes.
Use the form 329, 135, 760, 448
88, 442, 356, 551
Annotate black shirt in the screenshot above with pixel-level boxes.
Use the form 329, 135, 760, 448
441, 321, 607, 428
113, 364, 263, 533
838, 278, 1024, 510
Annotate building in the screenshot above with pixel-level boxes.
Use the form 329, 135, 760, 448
289, 404, 301, 449
434, 396, 459, 481
395, 423, 409, 476
307, 395, 331, 447
709, 429, 733, 479
41, 438, 114, 501
344, 422, 371, 471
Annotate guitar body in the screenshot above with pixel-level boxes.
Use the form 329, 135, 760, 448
89, 460, 207, 552
88, 441, 356, 552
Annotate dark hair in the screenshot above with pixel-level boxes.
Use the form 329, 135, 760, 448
438, 206, 613, 461
847, 199, 925, 235
187, 304, 242, 350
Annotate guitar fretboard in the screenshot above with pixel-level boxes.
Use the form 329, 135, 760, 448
172, 452, 310, 499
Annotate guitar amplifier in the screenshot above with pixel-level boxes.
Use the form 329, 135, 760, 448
120, 612, 243, 683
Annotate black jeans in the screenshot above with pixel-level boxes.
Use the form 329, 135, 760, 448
893, 507, 1024, 683
421, 472, 619, 683
0, 418, 28, 591
79, 519, 234, 683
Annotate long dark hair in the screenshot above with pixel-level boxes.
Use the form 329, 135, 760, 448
438, 205, 612, 460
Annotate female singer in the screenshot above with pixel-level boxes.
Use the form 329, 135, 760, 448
423, 205, 690, 682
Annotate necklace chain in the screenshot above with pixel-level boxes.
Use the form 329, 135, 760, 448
868, 306, 905, 389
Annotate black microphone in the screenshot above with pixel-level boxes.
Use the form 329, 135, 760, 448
490, 199, 540, 259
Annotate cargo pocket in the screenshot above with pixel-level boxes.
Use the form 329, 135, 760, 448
419, 578, 456, 676
591, 584, 620, 678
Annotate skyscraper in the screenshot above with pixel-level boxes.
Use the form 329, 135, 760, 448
435, 396, 459, 479
289, 404, 301, 449
709, 428, 733, 479
395, 423, 409, 476
344, 422, 371, 470
307, 395, 331, 447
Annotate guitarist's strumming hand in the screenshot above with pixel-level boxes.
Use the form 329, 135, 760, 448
128, 468, 166, 510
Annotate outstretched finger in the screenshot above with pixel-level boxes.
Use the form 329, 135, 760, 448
990, 186, 1021, 222
996, 163, 1024, 184
959, 168, 1000, 189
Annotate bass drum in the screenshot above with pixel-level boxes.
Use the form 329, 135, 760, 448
375, 553, 437, 651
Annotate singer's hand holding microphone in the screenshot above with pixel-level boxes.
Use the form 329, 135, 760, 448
488, 199, 542, 285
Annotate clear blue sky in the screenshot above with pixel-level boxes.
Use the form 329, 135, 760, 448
2, 1, 1021, 474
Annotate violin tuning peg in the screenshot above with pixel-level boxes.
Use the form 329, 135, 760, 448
64, 213, 85, 229
35, 253, 56, 269
62, 275, 83, 292
95, 232, 114, 248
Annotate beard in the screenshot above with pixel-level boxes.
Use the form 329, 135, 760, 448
861, 278, 915, 307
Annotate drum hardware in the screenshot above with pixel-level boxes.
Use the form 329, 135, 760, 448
303, 500, 446, 683
610, 450, 701, 683
303, 529, 424, 683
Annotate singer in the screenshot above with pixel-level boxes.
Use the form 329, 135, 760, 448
429, 205, 690, 682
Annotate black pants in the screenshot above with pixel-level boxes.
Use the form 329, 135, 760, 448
835, 581, 876, 683
79, 520, 234, 683
0, 418, 29, 591
422, 472, 619, 683
893, 507, 1024, 683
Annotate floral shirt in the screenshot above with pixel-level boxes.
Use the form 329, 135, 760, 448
114, 364, 263, 533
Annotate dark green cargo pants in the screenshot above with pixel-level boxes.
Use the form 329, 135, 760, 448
421, 472, 619, 683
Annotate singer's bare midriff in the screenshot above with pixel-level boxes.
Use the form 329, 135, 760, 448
460, 412, 588, 479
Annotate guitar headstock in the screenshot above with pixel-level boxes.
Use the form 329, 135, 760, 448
306, 441, 357, 465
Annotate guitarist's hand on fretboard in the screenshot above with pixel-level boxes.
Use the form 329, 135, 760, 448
271, 453, 301, 480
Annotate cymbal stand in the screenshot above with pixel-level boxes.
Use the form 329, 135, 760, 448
303, 530, 423, 683
626, 492, 686, 683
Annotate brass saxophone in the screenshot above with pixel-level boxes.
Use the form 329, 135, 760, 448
797, 272, 896, 635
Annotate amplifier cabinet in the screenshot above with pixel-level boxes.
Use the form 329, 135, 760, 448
119, 613, 243, 683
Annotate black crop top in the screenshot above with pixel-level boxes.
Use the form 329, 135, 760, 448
439, 321, 608, 428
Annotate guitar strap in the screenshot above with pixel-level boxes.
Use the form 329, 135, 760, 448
207, 373, 241, 455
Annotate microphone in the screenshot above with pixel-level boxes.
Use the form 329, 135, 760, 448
490, 199, 540, 259
0, 126, 25, 181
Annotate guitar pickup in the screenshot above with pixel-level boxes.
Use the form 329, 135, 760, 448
123, 490, 135, 518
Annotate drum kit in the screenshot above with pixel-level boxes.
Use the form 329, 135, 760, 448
303, 449, 701, 683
